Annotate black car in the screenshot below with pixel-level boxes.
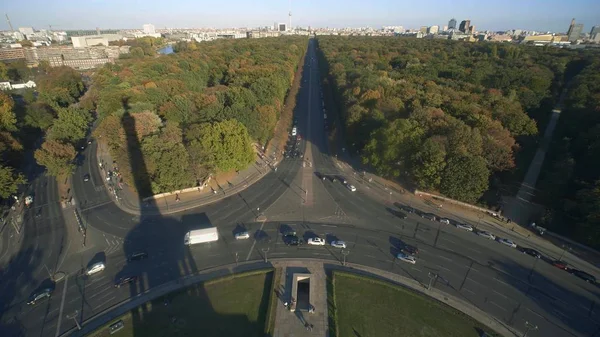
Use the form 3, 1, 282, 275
27, 288, 53, 305
284, 235, 301, 246
569, 269, 597, 283
401, 245, 419, 255
395, 211, 408, 219
115, 276, 138, 288
128, 251, 148, 262
421, 213, 436, 221
520, 248, 541, 258
83, 174, 90, 182
404, 207, 416, 214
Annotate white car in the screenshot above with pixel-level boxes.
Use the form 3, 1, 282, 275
330, 241, 347, 248
85, 262, 105, 276
477, 231, 496, 240
347, 184, 357, 192
291, 127, 297, 136
235, 231, 250, 240
455, 223, 474, 232
439, 218, 451, 225
498, 238, 517, 248
396, 252, 416, 264
307, 237, 326, 246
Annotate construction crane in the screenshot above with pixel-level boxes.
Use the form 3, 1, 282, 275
5, 14, 14, 32
48, 24, 59, 31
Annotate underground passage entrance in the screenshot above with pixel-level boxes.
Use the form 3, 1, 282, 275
291, 273, 313, 312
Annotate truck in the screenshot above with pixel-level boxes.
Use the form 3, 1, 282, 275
184, 228, 219, 245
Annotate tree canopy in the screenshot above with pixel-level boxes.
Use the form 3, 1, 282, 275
317, 36, 578, 203
91, 36, 306, 195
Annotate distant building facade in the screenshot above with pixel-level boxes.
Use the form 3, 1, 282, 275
568, 24, 584, 42
448, 18, 457, 30
0, 45, 130, 69
428, 25, 439, 34
143, 24, 156, 35
459, 20, 471, 33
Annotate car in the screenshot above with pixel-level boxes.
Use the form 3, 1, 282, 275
114, 276, 138, 288
497, 238, 517, 248
421, 213, 436, 221
284, 229, 297, 237
520, 247, 541, 258
477, 231, 496, 240
83, 174, 90, 182
396, 252, 417, 264
291, 127, 297, 136
235, 231, 250, 240
347, 184, 357, 192
455, 223, 474, 232
284, 235, 301, 246
394, 211, 408, 219
401, 245, 419, 255
85, 262, 106, 275
552, 260, 569, 270
439, 218, 451, 225
569, 269, 597, 283
27, 288, 53, 305
128, 251, 148, 262
307, 237, 326, 246
330, 241, 347, 248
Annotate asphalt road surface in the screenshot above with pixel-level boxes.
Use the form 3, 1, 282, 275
1, 39, 599, 337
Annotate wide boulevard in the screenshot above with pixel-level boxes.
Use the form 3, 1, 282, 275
1, 39, 599, 337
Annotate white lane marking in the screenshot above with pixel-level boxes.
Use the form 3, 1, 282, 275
463, 288, 476, 295
494, 278, 509, 286
441, 238, 456, 244
54, 276, 69, 337
365, 255, 376, 259
526, 308, 544, 318
411, 267, 423, 272
322, 225, 337, 228
313, 253, 330, 256
270, 252, 287, 255
493, 290, 508, 299
465, 246, 481, 254
438, 255, 453, 262
437, 265, 451, 272
246, 219, 267, 261
489, 301, 506, 311
466, 277, 482, 286
93, 296, 116, 311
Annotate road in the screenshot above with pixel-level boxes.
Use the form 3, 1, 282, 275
1, 39, 599, 337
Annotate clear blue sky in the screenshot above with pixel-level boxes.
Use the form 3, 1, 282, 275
2, 0, 599, 32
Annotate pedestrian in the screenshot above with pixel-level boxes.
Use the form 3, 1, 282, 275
175, 193, 180, 202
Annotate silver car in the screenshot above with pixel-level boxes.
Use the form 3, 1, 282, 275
455, 223, 474, 232
477, 231, 496, 240
330, 241, 347, 248
86, 262, 105, 276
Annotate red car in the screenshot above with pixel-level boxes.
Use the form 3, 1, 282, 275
552, 260, 568, 270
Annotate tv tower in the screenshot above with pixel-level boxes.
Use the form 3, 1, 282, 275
288, 0, 292, 31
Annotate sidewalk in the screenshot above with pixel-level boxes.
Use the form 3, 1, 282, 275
95, 142, 275, 215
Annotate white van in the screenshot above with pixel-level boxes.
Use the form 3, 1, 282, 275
292, 127, 297, 136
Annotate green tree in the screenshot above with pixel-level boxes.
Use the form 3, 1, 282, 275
0, 91, 17, 131
186, 119, 254, 173
38, 66, 85, 107
48, 107, 92, 143
411, 137, 447, 189
440, 156, 490, 203
0, 164, 26, 198
24, 102, 56, 130
34, 139, 76, 176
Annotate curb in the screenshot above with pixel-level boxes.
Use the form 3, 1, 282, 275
60, 258, 520, 337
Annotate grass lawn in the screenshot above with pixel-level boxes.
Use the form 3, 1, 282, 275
90, 270, 273, 337
330, 272, 499, 337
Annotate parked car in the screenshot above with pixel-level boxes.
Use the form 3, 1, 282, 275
284, 235, 301, 246
114, 276, 138, 288
439, 218, 451, 225
85, 262, 106, 276
347, 184, 357, 192
477, 231, 496, 240
307, 237, 326, 246
330, 241, 347, 248
552, 260, 569, 270
128, 251, 148, 262
396, 252, 417, 264
519, 248, 541, 258
235, 231, 250, 240
455, 223, 474, 232
569, 269, 597, 283
394, 211, 408, 219
27, 288, 53, 305
497, 238, 517, 248
83, 174, 90, 182
421, 213, 436, 221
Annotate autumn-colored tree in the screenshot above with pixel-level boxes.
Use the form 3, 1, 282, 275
34, 139, 76, 176
0, 91, 17, 131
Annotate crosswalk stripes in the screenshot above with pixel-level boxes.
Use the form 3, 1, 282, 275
102, 233, 124, 255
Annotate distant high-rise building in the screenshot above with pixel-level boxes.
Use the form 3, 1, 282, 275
448, 18, 457, 30
278, 23, 287, 32
459, 20, 470, 33
443, 25, 448, 31
468, 25, 476, 34
590, 25, 600, 36
18, 27, 34, 36
567, 18, 576, 35
420, 26, 428, 34
428, 25, 439, 34
143, 24, 155, 35
568, 23, 584, 42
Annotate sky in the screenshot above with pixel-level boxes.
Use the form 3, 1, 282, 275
2, 0, 599, 33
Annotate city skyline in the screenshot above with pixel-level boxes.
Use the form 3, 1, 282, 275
2, 0, 599, 32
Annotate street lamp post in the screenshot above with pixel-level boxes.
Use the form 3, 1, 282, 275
341, 249, 350, 266
235, 252, 239, 266
427, 272, 438, 290
523, 321, 538, 337
66, 310, 81, 330
261, 247, 269, 263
